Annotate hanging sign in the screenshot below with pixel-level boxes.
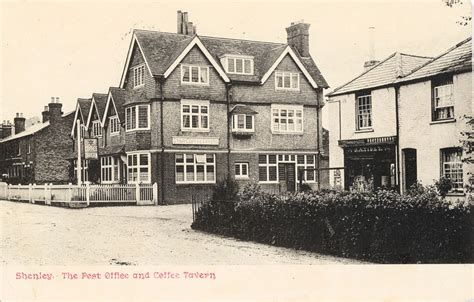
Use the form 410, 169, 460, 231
83, 138, 98, 160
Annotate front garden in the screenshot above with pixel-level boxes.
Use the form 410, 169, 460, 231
191, 180, 473, 263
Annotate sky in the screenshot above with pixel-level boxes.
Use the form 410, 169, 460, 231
0, 0, 471, 128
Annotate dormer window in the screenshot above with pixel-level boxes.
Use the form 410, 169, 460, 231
133, 64, 145, 88
221, 55, 254, 75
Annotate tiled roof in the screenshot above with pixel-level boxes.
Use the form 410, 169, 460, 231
77, 98, 92, 121
99, 145, 125, 156
0, 111, 74, 143
123, 89, 149, 106
327, 53, 432, 96
92, 93, 108, 119
134, 29, 329, 88
398, 37, 472, 83
230, 105, 258, 115
108, 87, 129, 122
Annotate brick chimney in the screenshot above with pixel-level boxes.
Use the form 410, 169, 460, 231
286, 21, 311, 57
177, 10, 196, 35
48, 97, 62, 125
0, 120, 13, 139
42, 105, 50, 123
14, 113, 26, 134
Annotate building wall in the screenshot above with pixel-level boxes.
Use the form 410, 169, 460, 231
123, 44, 157, 99
327, 87, 397, 188
34, 113, 75, 184
398, 71, 472, 191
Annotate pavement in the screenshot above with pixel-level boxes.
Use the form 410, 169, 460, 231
0, 200, 362, 265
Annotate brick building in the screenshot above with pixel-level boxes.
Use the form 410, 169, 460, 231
327, 37, 472, 195
0, 98, 75, 184
70, 11, 330, 203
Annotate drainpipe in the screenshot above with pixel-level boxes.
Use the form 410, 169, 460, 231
316, 90, 321, 191
226, 83, 231, 180
395, 84, 401, 193
159, 78, 165, 204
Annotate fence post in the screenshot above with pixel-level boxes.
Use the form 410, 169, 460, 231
7, 184, 11, 200
135, 183, 140, 204
28, 184, 32, 203
152, 183, 158, 205
32, 184, 36, 204
86, 183, 90, 206
18, 184, 22, 201
44, 184, 48, 204
46, 183, 52, 205
68, 183, 72, 202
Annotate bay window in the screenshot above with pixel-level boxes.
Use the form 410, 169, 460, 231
232, 114, 254, 132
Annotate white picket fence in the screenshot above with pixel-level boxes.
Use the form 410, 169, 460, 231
1, 182, 158, 207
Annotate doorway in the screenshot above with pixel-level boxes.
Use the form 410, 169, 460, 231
403, 148, 417, 191
278, 163, 296, 192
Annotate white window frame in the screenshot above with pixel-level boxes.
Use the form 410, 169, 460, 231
433, 81, 454, 121
258, 154, 278, 183
16, 143, 21, 156
296, 155, 316, 183
180, 100, 210, 132
235, 162, 249, 179
275, 71, 300, 91
356, 94, 373, 130
101, 156, 120, 184
109, 116, 120, 135
221, 55, 254, 75
133, 64, 145, 88
271, 104, 304, 134
91, 120, 102, 137
127, 152, 151, 184
125, 104, 150, 132
441, 148, 463, 192
180, 64, 210, 85
175, 153, 216, 184
232, 114, 254, 132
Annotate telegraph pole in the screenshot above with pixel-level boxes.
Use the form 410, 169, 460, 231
76, 119, 82, 185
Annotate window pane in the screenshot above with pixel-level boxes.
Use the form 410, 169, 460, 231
140, 168, 149, 182
283, 74, 291, 88
242, 164, 248, 176
182, 66, 190, 82
206, 165, 215, 181
236, 59, 243, 73
276, 74, 283, 88
200, 67, 208, 83
131, 107, 136, 129
140, 154, 148, 165
206, 154, 214, 163
259, 154, 267, 164
201, 116, 208, 128
201, 106, 208, 114
176, 154, 184, 163
191, 66, 199, 82
186, 154, 194, 163
235, 164, 241, 176
196, 165, 205, 181
183, 105, 190, 113
192, 116, 199, 128
269, 155, 277, 164
183, 115, 190, 128
138, 106, 148, 128
245, 115, 253, 129
269, 166, 277, 181
191, 106, 199, 113
176, 166, 184, 182
244, 59, 251, 73
237, 115, 245, 129
259, 166, 267, 181
186, 166, 194, 181
291, 74, 298, 88
228, 58, 235, 73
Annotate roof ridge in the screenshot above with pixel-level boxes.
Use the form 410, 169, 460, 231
401, 36, 472, 78
328, 52, 398, 95
399, 52, 434, 59
199, 35, 285, 45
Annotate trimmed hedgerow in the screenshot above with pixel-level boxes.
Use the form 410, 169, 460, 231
191, 182, 473, 263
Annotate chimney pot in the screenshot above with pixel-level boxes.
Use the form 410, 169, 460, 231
14, 112, 26, 134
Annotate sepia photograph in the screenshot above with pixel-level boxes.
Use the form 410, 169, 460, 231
0, 0, 472, 300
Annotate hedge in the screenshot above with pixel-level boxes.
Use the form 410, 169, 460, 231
191, 182, 473, 263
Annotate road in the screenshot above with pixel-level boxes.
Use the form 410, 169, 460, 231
0, 201, 361, 265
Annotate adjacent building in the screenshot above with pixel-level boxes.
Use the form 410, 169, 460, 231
0, 98, 75, 184
327, 37, 472, 196
70, 11, 330, 203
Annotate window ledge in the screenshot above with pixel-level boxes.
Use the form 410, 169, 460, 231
354, 128, 374, 133
430, 119, 456, 125
180, 129, 210, 133
180, 82, 210, 87
235, 176, 250, 180
272, 131, 304, 135
125, 128, 151, 133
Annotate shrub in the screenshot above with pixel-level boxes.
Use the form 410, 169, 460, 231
192, 183, 473, 263
435, 177, 453, 198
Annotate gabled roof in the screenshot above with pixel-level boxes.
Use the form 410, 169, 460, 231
71, 98, 92, 136
119, 29, 328, 89
86, 93, 108, 128
327, 53, 432, 97
1, 111, 74, 143
102, 87, 129, 124
397, 37, 472, 83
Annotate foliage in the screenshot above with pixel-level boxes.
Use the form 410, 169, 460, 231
443, 0, 472, 26
435, 177, 453, 198
300, 183, 312, 192
192, 183, 473, 263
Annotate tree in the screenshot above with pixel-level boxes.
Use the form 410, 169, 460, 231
443, 0, 472, 26
460, 115, 473, 199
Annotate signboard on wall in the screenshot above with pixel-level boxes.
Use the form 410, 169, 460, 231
83, 138, 98, 160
